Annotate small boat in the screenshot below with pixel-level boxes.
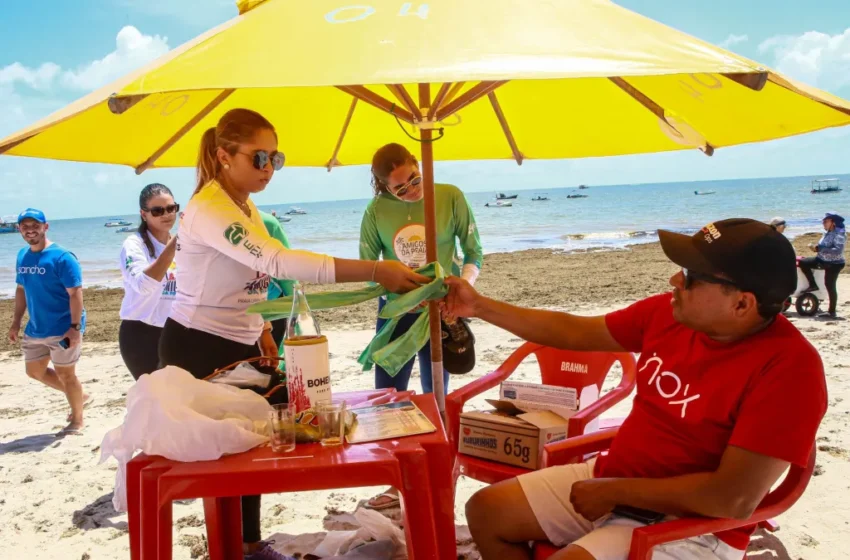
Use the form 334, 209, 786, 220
285, 207, 307, 215
115, 226, 136, 233
566, 194, 588, 199
485, 201, 513, 208
531, 194, 549, 201
694, 190, 716, 196
278, 216, 292, 223
578, 185, 589, 189
105, 218, 132, 227
811, 178, 842, 194
495, 192, 518, 200
0, 216, 19, 234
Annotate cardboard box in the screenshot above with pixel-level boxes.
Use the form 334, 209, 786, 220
458, 380, 599, 470
458, 401, 568, 470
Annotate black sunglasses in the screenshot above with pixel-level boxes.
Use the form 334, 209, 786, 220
391, 174, 422, 197
239, 150, 285, 171
145, 203, 180, 217
682, 268, 740, 290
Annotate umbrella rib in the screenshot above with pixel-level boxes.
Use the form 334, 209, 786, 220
134, 89, 235, 175
326, 97, 358, 172
767, 75, 850, 118
609, 77, 715, 156
436, 81, 508, 121
487, 92, 523, 165
336, 86, 415, 124
428, 83, 453, 120
387, 85, 422, 121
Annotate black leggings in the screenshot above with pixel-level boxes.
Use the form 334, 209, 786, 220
799, 258, 845, 314
119, 320, 163, 380
158, 318, 263, 544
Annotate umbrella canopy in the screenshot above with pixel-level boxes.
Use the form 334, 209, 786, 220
2, 0, 849, 170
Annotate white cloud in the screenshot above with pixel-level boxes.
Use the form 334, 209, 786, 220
719, 34, 748, 50
758, 28, 850, 92
0, 26, 168, 93
61, 26, 169, 90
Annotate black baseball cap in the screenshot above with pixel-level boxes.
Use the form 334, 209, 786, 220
658, 218, 797, 305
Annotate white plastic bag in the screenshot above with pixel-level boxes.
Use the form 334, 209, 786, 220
100, 366, 271, 512
313, 508, 407, 559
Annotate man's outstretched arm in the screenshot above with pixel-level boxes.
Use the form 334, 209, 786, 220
442, 276, 624, 352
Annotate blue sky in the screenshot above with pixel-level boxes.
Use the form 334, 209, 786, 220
1, 0, 850, 218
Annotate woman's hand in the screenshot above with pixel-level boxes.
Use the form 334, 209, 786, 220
374, 261, 430, 293
258, 329, 279, 367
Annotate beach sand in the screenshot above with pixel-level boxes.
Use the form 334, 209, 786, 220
0, 238, 848, 559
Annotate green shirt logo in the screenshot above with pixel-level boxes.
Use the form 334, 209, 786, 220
224, 222, 247, 246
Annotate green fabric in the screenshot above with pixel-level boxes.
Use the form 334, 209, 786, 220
260, 211, 294, 300
359, 184, 482, 310
247, 263, 448, 376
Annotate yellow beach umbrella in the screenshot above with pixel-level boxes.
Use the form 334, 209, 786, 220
2, 0, 850, 413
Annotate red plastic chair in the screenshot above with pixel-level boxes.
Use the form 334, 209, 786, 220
532, 429, 817, 560
445, 343, 637, 487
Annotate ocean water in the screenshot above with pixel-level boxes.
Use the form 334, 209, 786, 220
0, 173, 846, 297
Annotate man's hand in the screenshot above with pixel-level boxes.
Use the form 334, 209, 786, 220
63, 327, 82, 348
441, 277, 482, 321
569, 478, 618, 522
8, 323, 20, 344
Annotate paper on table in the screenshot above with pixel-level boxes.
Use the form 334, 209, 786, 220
346, 401, 436, 444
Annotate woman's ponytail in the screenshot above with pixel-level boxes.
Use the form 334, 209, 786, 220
195, 127, 219, 196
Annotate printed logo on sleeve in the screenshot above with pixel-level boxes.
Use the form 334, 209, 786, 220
392, 224, 427, 268
224, 222, 248, 246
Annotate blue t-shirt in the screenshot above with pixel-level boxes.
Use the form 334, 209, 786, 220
16, 244, 86, 338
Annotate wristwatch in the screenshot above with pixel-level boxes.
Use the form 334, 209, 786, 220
70, 323, 82, 331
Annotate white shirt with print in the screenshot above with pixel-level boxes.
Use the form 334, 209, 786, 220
119, 232, 177, 328
169, 181, 335, 345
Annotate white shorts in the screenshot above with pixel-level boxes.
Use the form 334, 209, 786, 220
517, 460, 745, 560
22, 334, 82, 366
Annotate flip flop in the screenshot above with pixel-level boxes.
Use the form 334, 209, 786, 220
363, 492, 400, 511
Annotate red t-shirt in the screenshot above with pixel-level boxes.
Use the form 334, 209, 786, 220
598, 293, 827, 550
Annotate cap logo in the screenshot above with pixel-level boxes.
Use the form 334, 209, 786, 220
701, 223, 722, 244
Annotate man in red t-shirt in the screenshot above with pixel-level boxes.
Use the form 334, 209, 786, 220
444, 219, 827, 560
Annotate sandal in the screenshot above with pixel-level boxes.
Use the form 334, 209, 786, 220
363, 491, 400, 511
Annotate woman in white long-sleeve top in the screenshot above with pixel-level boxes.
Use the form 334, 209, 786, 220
118, 183, 179, 380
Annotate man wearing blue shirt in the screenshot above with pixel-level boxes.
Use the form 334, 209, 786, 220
8, 209, 87, 434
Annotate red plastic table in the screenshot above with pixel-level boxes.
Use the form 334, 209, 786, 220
129, 391, 456, 560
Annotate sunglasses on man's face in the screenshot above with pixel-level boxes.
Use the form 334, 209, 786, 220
145, 203, 180, 217
391, 174, 422, 197
682, 268, 740, 291
239, 149, 285, 171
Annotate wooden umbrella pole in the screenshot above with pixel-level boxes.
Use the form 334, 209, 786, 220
418, 83, 446, 414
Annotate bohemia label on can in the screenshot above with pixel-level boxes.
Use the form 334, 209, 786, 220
284, 335, 332, 413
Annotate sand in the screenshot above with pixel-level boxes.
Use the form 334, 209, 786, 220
0, 239, 848, 559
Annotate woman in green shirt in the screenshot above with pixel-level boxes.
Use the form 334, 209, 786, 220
360, 143, 483, 395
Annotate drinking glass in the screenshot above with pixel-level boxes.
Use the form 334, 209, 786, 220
269, 403, 296, 453
317, 401, 346, 446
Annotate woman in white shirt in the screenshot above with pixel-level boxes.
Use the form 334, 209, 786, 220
118, 183, 179, 380
157, 108, 427, 560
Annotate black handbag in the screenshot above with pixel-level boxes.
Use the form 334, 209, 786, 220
441, 318, 476, 374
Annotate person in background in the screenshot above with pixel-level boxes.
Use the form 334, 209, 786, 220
8, 208, 88, 435
260, 210, 295, 350
360, 143, 483, 395
360, 142, 483, 511
443, 219, 826, 560
769, 217, 786, 234
118, 183, 179, 380
157, 108, 427, 560
800, 211, 846, 318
